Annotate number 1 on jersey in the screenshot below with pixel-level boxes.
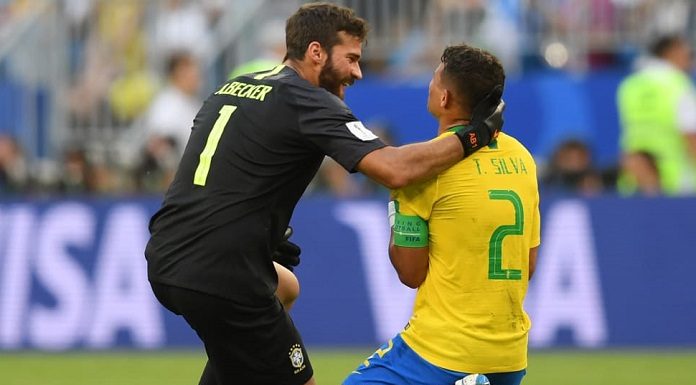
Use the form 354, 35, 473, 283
194, 105, 237, 186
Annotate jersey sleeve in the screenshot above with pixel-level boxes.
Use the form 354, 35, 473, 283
391, 179, 437, 221
293, 87, 386, 172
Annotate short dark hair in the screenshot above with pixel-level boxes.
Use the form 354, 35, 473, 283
649, 34, 686, 58
284, 2, 368, 61
440, 44, 505, 114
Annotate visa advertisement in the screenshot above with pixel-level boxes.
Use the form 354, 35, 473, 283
0, 196, 695, 350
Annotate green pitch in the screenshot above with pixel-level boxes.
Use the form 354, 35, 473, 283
0, 349, 694, 385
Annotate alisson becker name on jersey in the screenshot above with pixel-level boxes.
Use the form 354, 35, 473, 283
214, 81, 273, 101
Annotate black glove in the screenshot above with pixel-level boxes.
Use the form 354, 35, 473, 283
454, 85, 505, 157
272, 227, 301, 271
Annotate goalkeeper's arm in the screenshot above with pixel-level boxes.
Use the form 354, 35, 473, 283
356, 98, 504, 189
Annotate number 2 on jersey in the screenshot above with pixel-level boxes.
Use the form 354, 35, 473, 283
488, 189, 523, 280
194, 105, 237, 186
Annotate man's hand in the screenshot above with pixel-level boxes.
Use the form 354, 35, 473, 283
272, 227, 301, 271
454, 85, 505, 157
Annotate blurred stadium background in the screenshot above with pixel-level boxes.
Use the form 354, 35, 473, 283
1, 0, 696, 384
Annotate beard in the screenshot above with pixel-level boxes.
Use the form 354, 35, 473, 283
318, 58, 353, 99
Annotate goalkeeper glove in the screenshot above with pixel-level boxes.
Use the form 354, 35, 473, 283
272, 226, 301, 271
453, 85, 505, 157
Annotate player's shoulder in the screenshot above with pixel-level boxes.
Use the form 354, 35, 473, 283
497, 132, 527, 148
491, 133, 533, 156
267, 67, 351, 111
478, 133, 537, 173
224, 65, 355, 121
391, 178, 435, 207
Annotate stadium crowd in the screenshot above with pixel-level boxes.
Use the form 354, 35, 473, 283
1, 0, 696, 197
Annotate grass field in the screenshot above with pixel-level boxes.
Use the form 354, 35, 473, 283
1, 349, 695, 385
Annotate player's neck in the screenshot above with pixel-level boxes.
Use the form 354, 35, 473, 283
284, 59, 320, 87
436, 107, 470, 135
438, 118, 470, 135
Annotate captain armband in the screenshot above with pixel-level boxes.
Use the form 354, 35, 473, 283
389, 201, 428, 248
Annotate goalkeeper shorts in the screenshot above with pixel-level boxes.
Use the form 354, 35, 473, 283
150, 282, 313, 385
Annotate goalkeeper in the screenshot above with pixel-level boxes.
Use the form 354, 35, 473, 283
343, 44, 541, 385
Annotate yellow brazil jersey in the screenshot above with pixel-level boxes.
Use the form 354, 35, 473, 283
395, 132, 541, 374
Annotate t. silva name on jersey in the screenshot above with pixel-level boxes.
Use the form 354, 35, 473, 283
473, 157, 529, 175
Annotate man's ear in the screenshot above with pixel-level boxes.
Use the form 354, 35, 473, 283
307, 41, 326, 65
440, 88, 451, 108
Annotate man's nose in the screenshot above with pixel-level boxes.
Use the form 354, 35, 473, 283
352, 62, 363, 80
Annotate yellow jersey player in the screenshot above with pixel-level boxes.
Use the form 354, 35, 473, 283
344, 44, 540, 385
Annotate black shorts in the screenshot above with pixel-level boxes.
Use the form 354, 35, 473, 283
151, 282, 313, 385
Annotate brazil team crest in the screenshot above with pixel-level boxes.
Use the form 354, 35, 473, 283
288, 344, 306, 373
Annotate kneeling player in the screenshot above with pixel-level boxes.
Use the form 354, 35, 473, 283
343, 44, 540, 385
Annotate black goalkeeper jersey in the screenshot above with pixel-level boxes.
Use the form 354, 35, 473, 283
145, 65, 386, 304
